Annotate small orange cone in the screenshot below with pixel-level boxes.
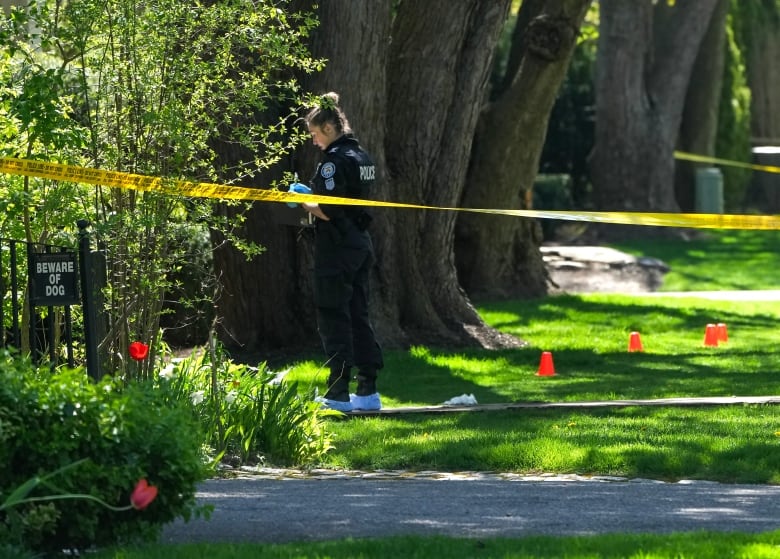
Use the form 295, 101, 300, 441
628, 331, 644, 352
703, 323, 719, 347
536, 351, 556, 376
716, 323, 729, 343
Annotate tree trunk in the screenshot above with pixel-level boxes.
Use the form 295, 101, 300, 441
674, 0, 729, 212
382, 0, 521, 348
589, 0, 719, 215
746, 11, 780, 142
212, 199, 316, 352
457, 0, 592, 299
294, 0, 404, 346
214, 0, 548, 353
213, 1, 391, 354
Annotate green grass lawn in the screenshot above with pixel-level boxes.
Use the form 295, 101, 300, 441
611, 229, 780, 292
94, 229, 780, 558
94, 531, 780, 559
287, 295, 780, 408
284, 294, 780, 484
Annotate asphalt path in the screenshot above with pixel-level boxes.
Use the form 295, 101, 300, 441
162, 475, 780, 544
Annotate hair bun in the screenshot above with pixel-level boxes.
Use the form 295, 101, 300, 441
322, 92, 340, 106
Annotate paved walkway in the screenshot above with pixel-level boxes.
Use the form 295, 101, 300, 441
162, 393, 780, 545
162, 473, 780, 544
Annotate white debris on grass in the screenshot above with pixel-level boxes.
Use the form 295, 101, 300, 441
442, 393, 478, 406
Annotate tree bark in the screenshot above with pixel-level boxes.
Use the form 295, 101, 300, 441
589, 0, 719, 215
382, 0, 522, 347
212, 200, 315, 352
294, 0, 403, 346
746, 10, 780, 142
591, 0, 718, 219
213, 1, 391, 354
456, 0, 592, 299
674, 0, 729, 212
214, 0, 579, 353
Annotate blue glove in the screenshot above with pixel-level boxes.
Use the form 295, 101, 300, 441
286, 182, 312, 208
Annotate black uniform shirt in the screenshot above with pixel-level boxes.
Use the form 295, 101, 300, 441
309, 134, 376, 224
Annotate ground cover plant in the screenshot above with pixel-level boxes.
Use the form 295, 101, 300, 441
0, 355, 209, 556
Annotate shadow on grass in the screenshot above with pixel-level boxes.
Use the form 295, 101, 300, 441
379, 345, 780, 406
333, 406, 780, 483
374, 295, 780, 406
612, 229, 780, 291
478, 294, 779, 334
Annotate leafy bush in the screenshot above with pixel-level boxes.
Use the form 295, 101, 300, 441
0, 0, 322, 379
155, 341, 334, 467
0, 352, 209, 555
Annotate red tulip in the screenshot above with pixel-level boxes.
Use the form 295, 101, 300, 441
130, 479, 158, 510
128, 341, 149, 361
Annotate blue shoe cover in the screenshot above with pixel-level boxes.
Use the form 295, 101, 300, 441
314, 396, 352, 412
350, 393, 382, 411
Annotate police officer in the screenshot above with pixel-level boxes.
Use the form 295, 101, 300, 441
301, 92, 383, 412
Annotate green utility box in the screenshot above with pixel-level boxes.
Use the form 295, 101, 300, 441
695, 167, 723, 214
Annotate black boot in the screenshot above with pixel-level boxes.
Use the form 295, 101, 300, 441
324, 364, 351, 402
356, 369, 377, 396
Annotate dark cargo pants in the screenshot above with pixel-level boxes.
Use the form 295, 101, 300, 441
313, 221, 383, 376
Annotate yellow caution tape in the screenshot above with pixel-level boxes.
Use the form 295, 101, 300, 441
675, 151, 780, 174
2, 156, 780, 230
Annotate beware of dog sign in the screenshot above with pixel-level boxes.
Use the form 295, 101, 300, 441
29, 252, 80, 306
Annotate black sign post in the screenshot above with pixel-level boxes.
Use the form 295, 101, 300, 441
78, 220, 102, 381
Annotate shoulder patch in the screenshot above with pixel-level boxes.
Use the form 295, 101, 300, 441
320, 162, 336, 179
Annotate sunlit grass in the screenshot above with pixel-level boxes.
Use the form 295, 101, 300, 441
279, 250, 780, 484
612, 229, 780, 292
93, 530, 780, 558
286, 296, 780, 407
317, 405, 780, 483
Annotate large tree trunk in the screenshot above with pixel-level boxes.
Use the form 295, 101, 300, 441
212, 199, 315, 352
746, 11, 780, 143
589, 0, 719, 215
674, 0, 729, 212
294, 0, 402, 346
456, 0, 592, 300
383, 0, 521, 347
214, 1, 525, 352
213, 1, 391, 353
743, 4, 780, 212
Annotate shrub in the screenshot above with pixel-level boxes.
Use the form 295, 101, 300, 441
155, 341, 334, 467
0, 352, 209, 555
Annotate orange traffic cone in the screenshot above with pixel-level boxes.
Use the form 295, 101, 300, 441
703, 323, 719, 347
536, 351, 556, 377
628, 331, 644, 352
716, 323, 729, 343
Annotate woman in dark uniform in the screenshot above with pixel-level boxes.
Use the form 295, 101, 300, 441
301, 92, 383, 412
